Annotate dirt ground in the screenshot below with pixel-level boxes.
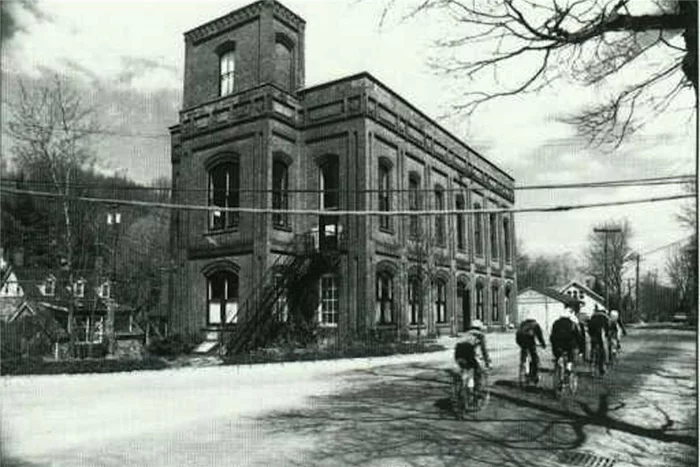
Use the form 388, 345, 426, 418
1, 328, 696, 467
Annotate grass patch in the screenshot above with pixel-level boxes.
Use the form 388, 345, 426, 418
1, 356, 169, 376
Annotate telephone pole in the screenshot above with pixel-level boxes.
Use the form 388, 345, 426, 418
593, 227, 622, 311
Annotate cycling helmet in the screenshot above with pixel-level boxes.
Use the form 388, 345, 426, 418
610, 310, 619, 320
471, 319, 485, 330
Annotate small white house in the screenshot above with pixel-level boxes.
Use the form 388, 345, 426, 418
517, 286, 580, 339
558, 280, 606, 321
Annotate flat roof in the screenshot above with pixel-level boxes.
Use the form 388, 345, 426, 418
300, 71, 514, 182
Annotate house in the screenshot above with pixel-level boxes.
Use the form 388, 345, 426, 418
558, 280, 606, 320
0, 255, 143, 359
517, 286, 580, 338
169, 0, 517, 353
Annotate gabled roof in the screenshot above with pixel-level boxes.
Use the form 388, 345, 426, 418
558, 280, 604, 303
519, 286, 580, 307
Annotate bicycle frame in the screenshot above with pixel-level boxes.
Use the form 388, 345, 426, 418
554, 354, 577, 398
452, 367, 490, 417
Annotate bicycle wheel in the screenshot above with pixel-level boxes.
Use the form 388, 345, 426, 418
452, 373, 466, 420
567, 369, 578, 395
518, 355, 529, 388
553, 358, 564, 399
478, 372, 491, 410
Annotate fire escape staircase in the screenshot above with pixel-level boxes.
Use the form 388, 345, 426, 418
193, 231, 342, 355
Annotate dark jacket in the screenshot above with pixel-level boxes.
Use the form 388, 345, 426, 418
550, 315, 585, 351
516, 319, 545, 348
455, 329, 491, 366
588, 310, 610, 340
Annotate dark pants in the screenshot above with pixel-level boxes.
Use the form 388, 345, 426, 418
589, 335, 607, 373
456, 346, 483, 390
552, 346, 576, 367
519, 345, 540, 380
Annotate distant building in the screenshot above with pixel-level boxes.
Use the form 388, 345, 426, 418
517, 286, 580, 338
558, 280, 606, 320
169, 0, 517, 351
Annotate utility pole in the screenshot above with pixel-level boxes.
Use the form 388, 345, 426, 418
635, 253, 640, 320
593, 227, 622, 311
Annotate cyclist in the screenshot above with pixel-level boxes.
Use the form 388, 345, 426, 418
608, 309, 627, 353
549, 306, 585, 377
588, 305, 611, 375
516, 313, 546, 384
454, 319, 492, 393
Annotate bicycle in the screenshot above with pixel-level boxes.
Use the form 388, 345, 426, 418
553, 353, 578, 399
518, 346, 543, 388
589, 341, 606, 377
451, 365, 491, 418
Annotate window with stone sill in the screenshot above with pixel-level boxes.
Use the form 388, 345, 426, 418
272, 160, 290, 229
219, 50, 235, 97
378, 163, 392, 232
319, 274, 339, 326
208, 161, 240, 231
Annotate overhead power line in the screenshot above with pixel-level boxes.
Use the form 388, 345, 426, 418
1, 186, 693, 216
638, 236, 695, 258
1, 174, 695, 194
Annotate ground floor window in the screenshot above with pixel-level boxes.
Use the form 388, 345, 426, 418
434, 279, 447, 323
408, 277, 422, 325
376, 272, 394, 324
491, 285, 499, 323
273, 274, 288, 322
475, 283, 484, 321
319, 274, 338, 326
207, 270, 238, 325
74, 316, 104, 343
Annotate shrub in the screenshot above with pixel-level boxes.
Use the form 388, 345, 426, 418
146, 333, 197, 358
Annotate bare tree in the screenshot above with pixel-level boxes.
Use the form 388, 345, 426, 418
6, 76, 99, 355
584, 218, 633, 310
380, 0, 696, 147
668, 180, 697, 323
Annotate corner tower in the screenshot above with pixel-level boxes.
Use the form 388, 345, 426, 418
182, 0, 306, 109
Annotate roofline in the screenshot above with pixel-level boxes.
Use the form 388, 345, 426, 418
184, 0, 305, 39
300, 71, 514, 182
559, 280, 605, 303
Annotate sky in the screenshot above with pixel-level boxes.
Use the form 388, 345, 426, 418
1, 0, 696, 284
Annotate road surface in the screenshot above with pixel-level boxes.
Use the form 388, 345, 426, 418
1, 328, 696, 466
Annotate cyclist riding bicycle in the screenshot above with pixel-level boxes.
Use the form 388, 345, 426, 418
588, 305, 611, 375
516, 314, 546, 384
608, 309, 627, 352
549, 306, 585, 376
454, 319, 492, 392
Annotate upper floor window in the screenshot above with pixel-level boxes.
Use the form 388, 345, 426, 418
208, 161, 240, 231
220, 50, 235, 96
456, 194, 466, 251
320, 159, 339, 210
274, 37, 293, 91
408, 174, 421, 238
376, 272, 394, 324
272, 160, 289, 228
378, 163, 392, 231
503, 217, 512, 263
434, 187, 445, 246
474, 202, 484, 257
490, 212, 499, 260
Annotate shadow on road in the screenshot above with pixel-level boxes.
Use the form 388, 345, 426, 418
256, 331, 696, 467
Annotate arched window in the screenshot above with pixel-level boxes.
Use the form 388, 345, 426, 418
475, 282, 484, 320
434, 278, 447, 323
219, 50, 235, 96
378, 163, 392, 231
274, 38, 293, 91
272, 160, 289, 228
208, 161, 240, 230
376, 272, 394, 324
490, 212, 499, 260
491, 284, 500, 322
434, 186, 445, 246
503, 217, 511, 263
207, 270, 238, 325
408, 174, 421, 238
408, 276, 422, 325
474, 202, 484, 257
456, 194, 466, 251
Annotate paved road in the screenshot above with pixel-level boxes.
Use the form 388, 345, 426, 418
1, 329, 696, 466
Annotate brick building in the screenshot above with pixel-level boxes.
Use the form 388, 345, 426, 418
168, 0, 517, 351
